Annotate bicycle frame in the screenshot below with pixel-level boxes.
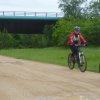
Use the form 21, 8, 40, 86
78, 48, 84, 65
68, 44, 87, 72
77, 44, 86, 64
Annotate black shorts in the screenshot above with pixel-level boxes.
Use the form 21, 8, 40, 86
69, 45, 79, 55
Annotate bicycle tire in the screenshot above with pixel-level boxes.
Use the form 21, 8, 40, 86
68, 53, 75, 69
78, 54, 87, 72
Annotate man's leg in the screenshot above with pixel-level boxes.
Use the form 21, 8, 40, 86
69, 45, 75, 55
69, 45, 77, 62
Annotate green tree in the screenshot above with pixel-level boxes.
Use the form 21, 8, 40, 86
58, 0, 87, 19
43, 25, 53, 46
89, 0, 100, 18
52, 19, 76, 46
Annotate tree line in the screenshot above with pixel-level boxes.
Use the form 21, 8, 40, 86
58, 0, 100, 19
0, 0, 100, 48
51, 0, 100, 46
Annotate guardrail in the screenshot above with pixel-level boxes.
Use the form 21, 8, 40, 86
0, 11, 64, 17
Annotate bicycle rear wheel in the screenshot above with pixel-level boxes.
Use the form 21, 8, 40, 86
78, 54, 87, 72
68, 53, 75, 69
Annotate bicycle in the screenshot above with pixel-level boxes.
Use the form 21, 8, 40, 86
68, 44, 87, 72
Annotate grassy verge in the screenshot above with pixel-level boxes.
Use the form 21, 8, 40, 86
0, 47, 99, 72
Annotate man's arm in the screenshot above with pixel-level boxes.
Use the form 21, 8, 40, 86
80, 34, 87, 44
70, 33, 74, 44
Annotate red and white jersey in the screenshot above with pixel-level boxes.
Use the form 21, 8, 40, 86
67, 32, 87, 45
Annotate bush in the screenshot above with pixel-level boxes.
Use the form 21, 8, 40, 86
0, 32, 16, 49
14, 34, 48, 48
0, 32, 48, 49
52, 19, 82, 46
52, 18, 100, 46
52, 19, 70, 46
86, 19, 100, 46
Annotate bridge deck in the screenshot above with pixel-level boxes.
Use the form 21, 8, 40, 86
0, 11, 63, 20
0, 16, 61, 20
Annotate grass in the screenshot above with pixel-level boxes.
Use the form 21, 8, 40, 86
0, 47, 99, 72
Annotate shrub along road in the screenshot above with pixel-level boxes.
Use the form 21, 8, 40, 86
0, 56, 100, 100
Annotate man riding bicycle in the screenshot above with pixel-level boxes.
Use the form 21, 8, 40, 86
67, 26, 88, 60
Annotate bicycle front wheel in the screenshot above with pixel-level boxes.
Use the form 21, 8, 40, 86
78, 54, 87, 72
68, 54, 75, 69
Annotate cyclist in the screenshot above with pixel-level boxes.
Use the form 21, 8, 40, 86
67, 26, 88, 60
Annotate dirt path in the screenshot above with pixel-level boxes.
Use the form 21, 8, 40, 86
0, 56, 100, 100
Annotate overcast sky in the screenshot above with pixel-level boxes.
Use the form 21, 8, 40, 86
0, 0, 61, 12
0, 0, 92, 12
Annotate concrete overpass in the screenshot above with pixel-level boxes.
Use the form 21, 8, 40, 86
0, 11, 63, 34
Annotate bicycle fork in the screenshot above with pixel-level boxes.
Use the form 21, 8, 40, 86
78, 51, 85, 65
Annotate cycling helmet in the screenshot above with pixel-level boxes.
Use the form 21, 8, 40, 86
74, 26, 80, 31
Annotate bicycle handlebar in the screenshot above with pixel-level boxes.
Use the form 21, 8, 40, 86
74, 44, 86, 47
